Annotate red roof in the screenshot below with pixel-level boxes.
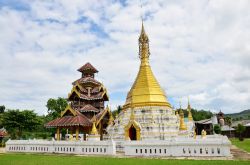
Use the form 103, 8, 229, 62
72, 77, 101, 86
77, 62, 98, 73
79, 104, 99, 113
45, 113, 92, 128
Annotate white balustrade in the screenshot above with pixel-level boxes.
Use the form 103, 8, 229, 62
6, 140, 116, 155
124, 135, 231, 157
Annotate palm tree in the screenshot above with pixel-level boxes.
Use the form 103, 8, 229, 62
236, 124, 246, 141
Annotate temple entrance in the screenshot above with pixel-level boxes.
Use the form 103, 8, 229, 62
129, 125, 137, 140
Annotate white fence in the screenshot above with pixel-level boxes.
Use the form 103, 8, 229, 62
6, 140, 116, 155
124, 135, 231, 157
5, 135, 231, 157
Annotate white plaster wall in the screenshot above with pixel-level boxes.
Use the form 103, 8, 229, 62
107, 106, 180, 141
6, 140, 116, 155
124, 135, 231, 157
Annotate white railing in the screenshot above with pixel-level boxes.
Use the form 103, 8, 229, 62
6, 140, 116, 155
124, 135, 231, 157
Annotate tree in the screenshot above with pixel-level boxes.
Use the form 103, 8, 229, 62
214, 124, 221, 134
236, 124, 246, 141
112, 105, 123, 118
2, 109, 41, 139
117, 105, 122, 114
225, 116, 232, 137
46, 97, 67, 119
0, 105, 5, 113
0, 105, 4, 127
190, 109, 213, 121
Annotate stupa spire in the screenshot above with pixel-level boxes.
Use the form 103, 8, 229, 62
179, 102, 187, 131
139, 21, 150, 64
187, 97, 193, 121
90, 115, 98, 135
123, 21, 171, 109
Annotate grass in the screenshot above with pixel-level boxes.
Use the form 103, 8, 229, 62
0, 153, 250, 165
230, 138, 250, 153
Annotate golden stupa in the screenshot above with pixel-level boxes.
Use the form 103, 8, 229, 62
123, 22, 171, 109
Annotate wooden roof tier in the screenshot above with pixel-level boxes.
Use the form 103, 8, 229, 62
79, 104, 99, 113
72, 77, 101, 86
68, 90, 108, 101
45, 113, 92, 128
77, 62, 98, 74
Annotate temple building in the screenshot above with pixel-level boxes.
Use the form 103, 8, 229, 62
6, 22, 231, 157
45, 63, 113, 140
106, 23, 194, 141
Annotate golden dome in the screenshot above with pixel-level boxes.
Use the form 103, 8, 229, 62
123, 22, 171, 109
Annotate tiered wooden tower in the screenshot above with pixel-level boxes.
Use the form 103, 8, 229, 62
45, 63, 112, 140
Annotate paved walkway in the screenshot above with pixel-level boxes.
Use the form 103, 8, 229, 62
0, 147, 5, 153
231, 145, 250, 160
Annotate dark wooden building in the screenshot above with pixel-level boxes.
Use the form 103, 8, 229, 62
45, 63, 113, 140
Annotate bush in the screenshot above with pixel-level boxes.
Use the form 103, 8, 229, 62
236, 124, 246, 141
213, 124, 221, 134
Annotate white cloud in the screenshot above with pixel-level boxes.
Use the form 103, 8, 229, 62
0, 0, 249, 114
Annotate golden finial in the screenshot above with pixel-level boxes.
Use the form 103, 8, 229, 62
187, 97, 193, 121
90, 115, 98, 135
175, 110, 179, 115
139, 21, 150, 63
106, 104, 110, 112
179, 101, 187, 131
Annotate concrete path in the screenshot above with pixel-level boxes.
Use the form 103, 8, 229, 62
0, 147, 6, 153
231, 145, 250, 160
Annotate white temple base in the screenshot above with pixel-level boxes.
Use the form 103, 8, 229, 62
124, 135, 231, 157
5, 135, 231, 157
88, 134, 100, 141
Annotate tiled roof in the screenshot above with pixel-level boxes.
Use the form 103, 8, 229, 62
72, 77, 101, 86
195, 119, 212, 124
79, 104, 99, 113
45, 113, 92, 128
77, 62, 98, 73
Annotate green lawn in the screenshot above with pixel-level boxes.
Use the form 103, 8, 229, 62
230, 138, 250, 153
0, 154, 250, 165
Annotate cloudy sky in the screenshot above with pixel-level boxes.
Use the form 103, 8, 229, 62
0, 0, 250, 115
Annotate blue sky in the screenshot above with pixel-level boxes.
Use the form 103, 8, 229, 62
0, 0, 250, 115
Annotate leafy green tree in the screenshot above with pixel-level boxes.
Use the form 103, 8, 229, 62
190, 109, 213, 121
46, 97, 67, 119
2, 109, 41, 139
0, 105, 4, 127
0, 105, 5, 113
112, 105, 123, 118
236, 124, 246, 141
225, 116, 232, 137
117, 105, 122, 114
214, 124, 221, 134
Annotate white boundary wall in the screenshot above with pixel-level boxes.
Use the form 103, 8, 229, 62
124, 135, 231, 157
6, 140, 116, 155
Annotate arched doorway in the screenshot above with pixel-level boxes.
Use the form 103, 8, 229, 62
129, 125, 137, 140
124, 120, 141, 141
